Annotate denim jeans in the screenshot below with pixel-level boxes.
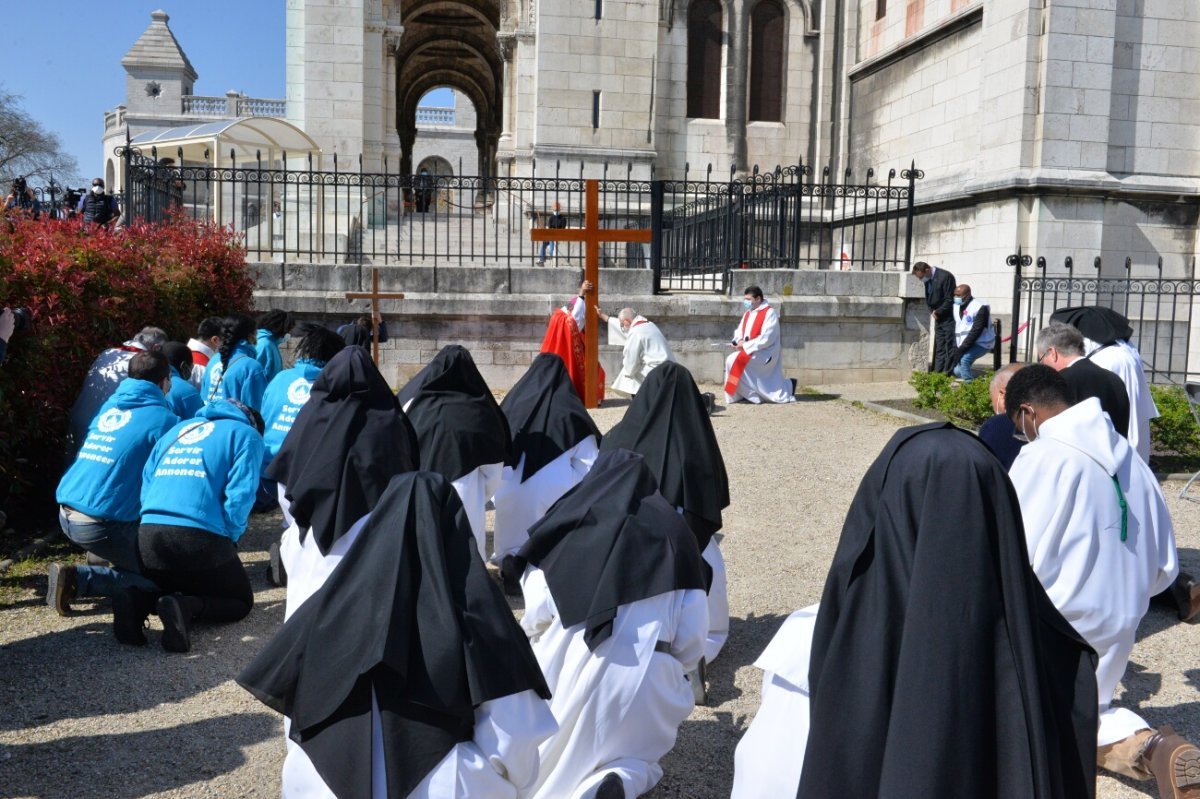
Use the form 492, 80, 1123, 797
538, 241, 555, 262
953, 343, 992, 381
58, 508, 159, 597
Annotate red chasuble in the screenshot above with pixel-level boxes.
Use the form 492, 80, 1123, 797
541, 308, 605, 403
724, 305, 770, 396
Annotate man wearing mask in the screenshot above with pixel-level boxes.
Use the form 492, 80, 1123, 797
76, 178, 119, 226
950, 284, 995, 381
911, 261, 957, 373
723, 285, 795, 404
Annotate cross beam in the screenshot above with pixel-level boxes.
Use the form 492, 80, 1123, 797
531, 180, 652, 407
345, 267, 406, 365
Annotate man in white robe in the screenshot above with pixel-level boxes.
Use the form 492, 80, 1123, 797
1083, 336, 1159, 463
492, 439, 598, 562
723, 285, 794, 404
1006, 365, 1200, 798
596, 307, 676, 396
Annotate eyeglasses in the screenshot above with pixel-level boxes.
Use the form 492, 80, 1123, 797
1037, 348, 1054, 364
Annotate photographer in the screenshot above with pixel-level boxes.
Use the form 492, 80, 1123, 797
4, 177, 41, 219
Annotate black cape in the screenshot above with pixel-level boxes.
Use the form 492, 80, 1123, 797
1051, 305, 1134, 346
599, 362, 729, 551
798, 423, 1097, 799
395, 345, 511, 481
237, 471, 551, 799
514, 448, 707, 650
1061, 358, 1131, 439
266, 346, 420, 555
501, 352, 600, 482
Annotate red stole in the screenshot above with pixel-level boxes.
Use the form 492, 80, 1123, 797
191, 350, 211, 368
724, 305, 769, 396
540, 308, 606, 403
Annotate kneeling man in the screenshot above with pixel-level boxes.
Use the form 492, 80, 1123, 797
597, 306, 675, 396
723, 285, 794, 404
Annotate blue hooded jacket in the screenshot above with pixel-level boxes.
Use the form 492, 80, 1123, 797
260, 358, 324, 473
56, 378, 179, 522
201, 342, 267, 411
255, 329, 285, 383
165, 366, 202, 420
140, 399, 266, 542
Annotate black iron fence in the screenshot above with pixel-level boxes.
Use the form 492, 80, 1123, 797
1009, 251, 1199, 384
120, 145, 920, 294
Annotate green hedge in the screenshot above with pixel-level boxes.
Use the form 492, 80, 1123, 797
909, 371, 995, 427
1149, 385, 1200, 457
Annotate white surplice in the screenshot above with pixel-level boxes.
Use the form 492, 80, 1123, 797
723, 304, 794, 404
518, 566, 708, 799
277, 514, 558, 799
606, 317, 676, 396
490, 436, 599, 563
1009, 398, 1178, 746
730, 604, 819, 799
1084, 337, 1160, 464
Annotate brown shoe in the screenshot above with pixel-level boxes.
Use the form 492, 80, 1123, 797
46, 563, 77, 616
1171, 574, 1200, 623
1148, 726, 1200, 799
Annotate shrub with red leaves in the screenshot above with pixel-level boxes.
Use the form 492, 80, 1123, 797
0, 214, 253, 515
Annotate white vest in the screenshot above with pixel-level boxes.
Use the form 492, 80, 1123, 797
953, 298, 995, 349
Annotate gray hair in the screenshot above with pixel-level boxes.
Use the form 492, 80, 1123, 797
617, 307, 636, 322
132, 326, 168, 351
1035, 322, 1084, 358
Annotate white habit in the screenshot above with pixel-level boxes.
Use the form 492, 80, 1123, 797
518, 566, 708, 799
730, 604, 819, 799
701, 537, 729, 663
1085, 337, 1160, 464
723, 303, 794, 404
1009, 398, 1177, 746
278, 514, 558, 799
490, 436, 599, 563
606, 316, 676, 396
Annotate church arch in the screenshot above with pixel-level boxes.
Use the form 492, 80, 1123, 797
687, 0, 724, 120
417, 155, 455, 176
748, 0, 785, 123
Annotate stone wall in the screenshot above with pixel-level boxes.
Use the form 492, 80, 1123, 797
253, 264, 928, 390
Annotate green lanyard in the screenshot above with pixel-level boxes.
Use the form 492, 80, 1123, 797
1111, 476, 1128, 542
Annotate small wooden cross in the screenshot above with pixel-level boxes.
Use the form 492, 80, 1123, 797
530, 180, 652, 408
345, 266, 405, 365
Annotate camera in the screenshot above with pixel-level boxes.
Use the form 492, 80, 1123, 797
5, 307, 32, 334
11, 176, 26, 195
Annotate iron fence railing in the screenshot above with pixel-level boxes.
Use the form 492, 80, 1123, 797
1008, 251, 1200, 384
119, 144, 920, 294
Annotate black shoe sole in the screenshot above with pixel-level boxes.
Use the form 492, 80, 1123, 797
157, 595, 191, 653
47, 563, 75, 617
595, 773, 625, 799
268, 543, 287, 587
112, 591, 148, 646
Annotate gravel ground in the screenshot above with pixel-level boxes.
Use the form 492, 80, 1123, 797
2, 387, 1197, 799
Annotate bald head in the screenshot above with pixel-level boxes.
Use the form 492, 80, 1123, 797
989, 362, 1025, 414
617, 307, 636, 322
953, 284, 973, 304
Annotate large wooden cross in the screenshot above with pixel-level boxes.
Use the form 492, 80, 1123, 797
530, 180, 652, 407
345, 267, 405, 365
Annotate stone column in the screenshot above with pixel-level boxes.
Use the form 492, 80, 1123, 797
497, 33, 516, 161
384, 26, 405, 160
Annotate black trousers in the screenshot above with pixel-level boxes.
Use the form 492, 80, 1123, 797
137, 524, 253, 623
933, 318, 957, 374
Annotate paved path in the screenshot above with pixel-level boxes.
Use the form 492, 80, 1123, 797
2, 389, 1196, 798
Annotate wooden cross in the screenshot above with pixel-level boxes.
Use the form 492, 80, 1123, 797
345, 266, 405, 365
530, 180, 652, 408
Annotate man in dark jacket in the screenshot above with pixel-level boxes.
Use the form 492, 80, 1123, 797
1036, 322, 1130, 439
77, 178, 119, 226
912, 261, 957, 373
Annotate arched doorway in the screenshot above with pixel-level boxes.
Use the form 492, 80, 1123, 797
395, 1, 503, 177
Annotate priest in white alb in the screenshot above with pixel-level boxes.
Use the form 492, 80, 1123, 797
1005, 365, 1200, 799
595, 306, 676, 396
723, 285, 795, 404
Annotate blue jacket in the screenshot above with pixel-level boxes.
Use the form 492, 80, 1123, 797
260, 358, 323, 473
200, 342, 267, 410
56, 379, 179, 522
165, 367, 202, 420
140, 400, 266, 542
255, 329, 285, 383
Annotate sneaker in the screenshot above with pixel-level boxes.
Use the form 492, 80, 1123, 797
157, 594, 192, 653
112, 589, 155, 646
267, 542, 288, 587
595, 772, 625, 799
1148, 726, 1200, 799
46, 563, 77, 616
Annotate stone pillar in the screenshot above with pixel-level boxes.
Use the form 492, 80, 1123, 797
384, 26, 404, 160
497, 33, 516, 160
726, 0, 749, 172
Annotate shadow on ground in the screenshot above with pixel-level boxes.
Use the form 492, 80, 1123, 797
1, 713, 278, 799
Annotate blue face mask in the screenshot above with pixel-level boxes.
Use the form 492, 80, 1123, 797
742, 299, 753, 311
953, 297, 964, 306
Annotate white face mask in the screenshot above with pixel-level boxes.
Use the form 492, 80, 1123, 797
742, 299, 754, 311
92, 185, 104, 194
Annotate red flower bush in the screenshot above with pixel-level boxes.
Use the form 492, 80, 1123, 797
0, 214, 254, 515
